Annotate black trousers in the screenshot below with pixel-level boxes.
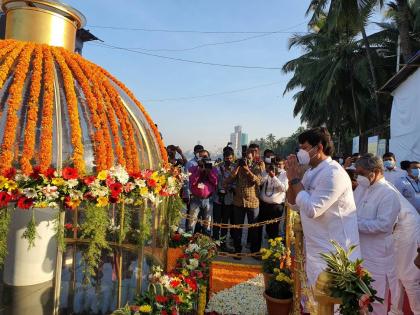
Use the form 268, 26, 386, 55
259, 201, 284, 240
212, 202, 233, 243
232, 206, 261, 253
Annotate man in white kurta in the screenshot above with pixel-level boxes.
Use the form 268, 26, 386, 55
286, 127, 360, 287
354, 154, 400, 315
389, 195, 420, 315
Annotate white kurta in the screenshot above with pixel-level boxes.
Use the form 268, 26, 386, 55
389, 194, 420, 315
384, 167, 406, 186
354, 178, 400, 314
295, 157, 361, 286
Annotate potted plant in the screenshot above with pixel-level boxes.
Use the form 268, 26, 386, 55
260, 237, 286, 289
263, 268, 293, 315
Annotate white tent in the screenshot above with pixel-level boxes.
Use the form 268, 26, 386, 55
382, 52, 420, 162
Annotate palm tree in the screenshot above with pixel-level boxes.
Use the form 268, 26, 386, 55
266, 133, 276, 150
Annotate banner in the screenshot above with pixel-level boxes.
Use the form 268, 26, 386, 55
377, 139, 387, 157
352, 136, 360, 154
367, 136, 379, 155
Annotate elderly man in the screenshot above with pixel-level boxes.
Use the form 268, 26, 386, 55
389, 196, 420, 315
286, 127, 360, 287
354, 154, 400, 315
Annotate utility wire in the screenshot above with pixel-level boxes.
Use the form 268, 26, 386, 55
109, 31, 305, 52
89, 42, 282, 70
87, 21, 307, 34
141, 81, 281, 102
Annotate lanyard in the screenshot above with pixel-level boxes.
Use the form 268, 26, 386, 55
406, 177, 420, 193
263, 177, 276, 197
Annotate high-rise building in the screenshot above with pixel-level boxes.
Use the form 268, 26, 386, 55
229, 125, 248, 156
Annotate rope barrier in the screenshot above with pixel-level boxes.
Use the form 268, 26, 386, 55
217, 251, 262, 258
180, 212, 285, 229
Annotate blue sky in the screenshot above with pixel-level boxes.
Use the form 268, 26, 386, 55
64, 1, 381, 154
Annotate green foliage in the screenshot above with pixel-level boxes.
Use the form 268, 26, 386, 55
80, 204, 111, 283
21, 209, 37, 249
138, 205, 152, 246
0, 207, 11, 265
167, 195, 184, 228
111, 304, 139, 315
53, 211, 66, 252
118, 203, 132, 244
320, 240, 383, 315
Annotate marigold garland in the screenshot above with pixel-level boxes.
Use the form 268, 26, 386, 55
60, 48, 107, 171
72, 53, 115, 169
20, 45, 43, 175
38, 47, 55, 171
52, 47, 85, 173
0, 43, 35, 173
95, 65, 167, 163
0, 41, 23, 89
98, 79, 126, 167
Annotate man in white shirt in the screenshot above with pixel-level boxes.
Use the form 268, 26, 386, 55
354, 154, 400, 315
389, 195, 420, 315
396, 161, 420, 214
383, 152, 406, 186
259, 157, 288, 239
286, 127, 360, 287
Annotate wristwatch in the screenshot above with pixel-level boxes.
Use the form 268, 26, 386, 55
289, 178, 301, 186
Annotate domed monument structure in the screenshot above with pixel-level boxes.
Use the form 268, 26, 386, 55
0, 1, 172, 314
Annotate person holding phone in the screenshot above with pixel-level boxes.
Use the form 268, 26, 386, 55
188, 149, 218, 235
226, 144, 264, 259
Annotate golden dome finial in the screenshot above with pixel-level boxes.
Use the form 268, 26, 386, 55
2, 0, 86, 51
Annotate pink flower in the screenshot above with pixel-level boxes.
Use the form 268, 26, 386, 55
124, 182, 135, 193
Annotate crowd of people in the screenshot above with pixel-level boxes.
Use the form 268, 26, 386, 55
167, 127, 420, 315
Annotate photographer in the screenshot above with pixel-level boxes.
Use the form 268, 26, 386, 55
188, 149, 218, 235
259, 157, 288, 239
227, 144, 264, 258
212, 147, 235, 250
166, 145, 187, 167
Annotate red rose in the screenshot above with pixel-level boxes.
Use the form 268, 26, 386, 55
155, 295, 168, 304
45, 167, 56, 179
84, 175, 96, 185
129, 172, 143, 179
147, 179, 157, 188
200, 262, 206, 268
64, 223, 73, 230
0, 192, 11, 207
193, 253, 200, 259
109, 195, 119, 204
185, 277, 197, 291
3, 168, 16, 180
17, 197, 34, 209
172, 233, 181, 241
62, 167, 78, 180
109, 182, 123, 197
171, 307, 177, 315
30, 166, 42, 179
195, 271, 203, 279
161, 311, 168, 315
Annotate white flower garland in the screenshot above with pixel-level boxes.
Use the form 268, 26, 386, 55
206, 274, 267, 315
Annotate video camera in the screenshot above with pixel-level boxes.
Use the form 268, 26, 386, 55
198, 157, 214, 170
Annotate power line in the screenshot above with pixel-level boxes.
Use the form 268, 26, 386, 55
141, 81, 281, 102
87, 22, 307, 34
109, 31, 305, 52
89, 42, 282, 70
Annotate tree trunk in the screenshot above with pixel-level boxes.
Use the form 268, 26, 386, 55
396, 0, 413, 62
350, 73, 362, 135
360, 26, 380, 121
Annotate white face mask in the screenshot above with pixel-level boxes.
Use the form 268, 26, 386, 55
338, 158, 344, 165
356, 175, 371, 188
297, 147, 316, 165
264, 157, 272, 164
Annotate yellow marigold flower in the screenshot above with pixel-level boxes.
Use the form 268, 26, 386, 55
97, 170, 108, 181
262, 250, 272, 260
138, 304, 152, 313
275, 237, 283, 242
0, 176, 8, 189
96, 196, 108, 207
5, 180, 18, 191
260, 248, 267, 253
52, 177, 65, 186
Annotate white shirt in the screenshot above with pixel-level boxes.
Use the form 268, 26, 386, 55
260, 170, 288, 204
294, 157, 360, 286
396, 176, 420, 214
354, 178, 400, 298
392, 193, 420, 281
384, 167, 406, 186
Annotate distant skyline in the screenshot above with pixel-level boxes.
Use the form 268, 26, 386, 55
64, 1, 383, 152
